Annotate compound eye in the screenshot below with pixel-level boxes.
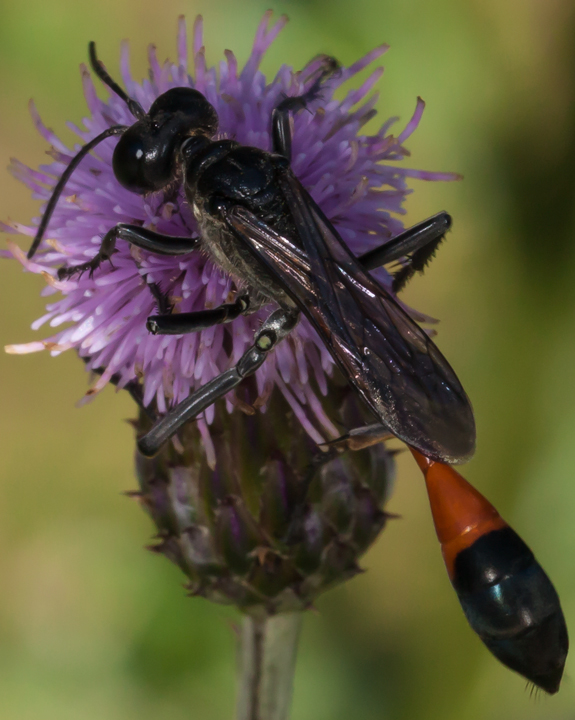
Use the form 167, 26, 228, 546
112, 126, 163, 194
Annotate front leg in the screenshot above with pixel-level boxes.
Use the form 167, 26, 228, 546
272, 55, 340, 161
138, 308, 299, 456
57, 223, 199, 280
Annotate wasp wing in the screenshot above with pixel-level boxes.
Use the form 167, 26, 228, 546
224, 172, 475, 463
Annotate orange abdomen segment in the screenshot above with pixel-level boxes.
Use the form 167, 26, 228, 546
410, 448, 507, 578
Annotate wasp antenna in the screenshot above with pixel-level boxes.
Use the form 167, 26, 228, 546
27, 125, 127, 259
88, 41, 145, 120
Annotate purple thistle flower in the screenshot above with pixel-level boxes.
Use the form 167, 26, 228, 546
6, 17, 567, 705
4, 12, 457, 459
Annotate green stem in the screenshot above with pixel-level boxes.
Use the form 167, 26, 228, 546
236, 613, 303, 720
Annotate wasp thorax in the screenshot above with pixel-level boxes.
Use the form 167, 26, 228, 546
112, 88, 218, 194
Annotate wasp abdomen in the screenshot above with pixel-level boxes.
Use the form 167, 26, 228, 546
410, 448, 568, 694
453, 527, 568, 694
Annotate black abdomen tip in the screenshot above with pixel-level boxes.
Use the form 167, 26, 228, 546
453, 527, 568, 693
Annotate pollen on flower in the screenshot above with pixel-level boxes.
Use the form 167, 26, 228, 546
3, 12, 457, 443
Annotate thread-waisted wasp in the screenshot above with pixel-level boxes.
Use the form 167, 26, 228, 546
23, 38, 567, 692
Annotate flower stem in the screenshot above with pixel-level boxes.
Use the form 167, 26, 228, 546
236, 613, 303, 720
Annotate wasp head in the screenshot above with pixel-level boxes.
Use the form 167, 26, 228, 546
112, 88, 218, 194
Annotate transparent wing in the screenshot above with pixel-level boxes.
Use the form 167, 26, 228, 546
223, 172, 475, 463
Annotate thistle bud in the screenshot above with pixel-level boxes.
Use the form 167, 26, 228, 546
134, 389, 395, 615
215, 496, 262, 576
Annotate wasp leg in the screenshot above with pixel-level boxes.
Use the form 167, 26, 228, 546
272, 55, 340, 161
137, 308, 299, 456
320, 423, 393, 452
57, 223, 198, 280
358, 212, 452, 292
146, 281, 173, 315
147, 295, 251, 335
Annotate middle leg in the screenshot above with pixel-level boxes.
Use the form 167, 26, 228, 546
357, 211, 452, 292
147, 294, 251, 335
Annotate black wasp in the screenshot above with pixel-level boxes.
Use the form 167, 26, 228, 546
27, 43, 476, 461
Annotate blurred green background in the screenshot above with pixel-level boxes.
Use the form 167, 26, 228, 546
1, 0, 575, 718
